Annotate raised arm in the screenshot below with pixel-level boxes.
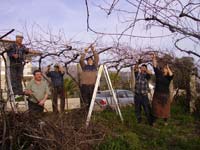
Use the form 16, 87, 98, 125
58, 65, 65, 74
91, 45, 99, 67
79, 47, 88, 68
152, 53, 157, 68
166, 64, 173, 76
45, 65, 52, 77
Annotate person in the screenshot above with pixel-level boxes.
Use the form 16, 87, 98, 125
6, 35, 42, 97
79, 45, 99, 109
134, 63, 153, 125
46, 64, 65, 113
24, 70, 49, 113
151, 54, 173, 126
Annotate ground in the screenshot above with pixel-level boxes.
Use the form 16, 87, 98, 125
94, 104, 200, 150
1, 100, 200, 150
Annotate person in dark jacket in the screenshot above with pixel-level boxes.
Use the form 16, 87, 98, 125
134, 63, 153, 125
6, 35, 42, 97
79, 45, 99, 109
152, 54, 173, 126
46, 64, 65, 113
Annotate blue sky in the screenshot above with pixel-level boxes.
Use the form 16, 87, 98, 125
1, 0, 87, 38
0, 0, 165, 42
0, 0, 196, 54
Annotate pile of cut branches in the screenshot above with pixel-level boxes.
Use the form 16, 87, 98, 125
0, 108, 105, 150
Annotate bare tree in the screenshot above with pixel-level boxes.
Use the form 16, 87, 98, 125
84, 0, 200, 60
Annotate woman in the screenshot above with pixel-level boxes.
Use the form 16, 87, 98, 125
152, 54, 173, 126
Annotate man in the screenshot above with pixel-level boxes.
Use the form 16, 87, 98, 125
24, 70, 49, 113
6, 35, 42, 97
46, 64, 65, 113
134, 63, 153, 125
79, 45, 99, 109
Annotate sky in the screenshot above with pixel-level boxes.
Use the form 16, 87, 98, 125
0, 0, 170, 46
1, 0, 88, 38
0, 0, 198, 57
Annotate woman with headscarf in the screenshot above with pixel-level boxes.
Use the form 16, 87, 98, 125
152, 54, 173, 126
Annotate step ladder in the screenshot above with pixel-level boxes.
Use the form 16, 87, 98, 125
5, 55, 28, 112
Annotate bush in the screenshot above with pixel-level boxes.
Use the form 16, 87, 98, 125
173, 95, 188, 113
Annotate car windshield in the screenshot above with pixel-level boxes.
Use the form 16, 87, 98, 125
99, 91, 111, 97
126, 91, 134, 97
96, 93, 103, 97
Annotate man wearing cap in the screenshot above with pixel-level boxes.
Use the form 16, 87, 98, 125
46, 64, 65, 113
6, 35, 42, 97
79, 45, 99, 109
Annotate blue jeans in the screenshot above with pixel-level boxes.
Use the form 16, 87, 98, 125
10, 62, 24, 95
134, 94, 152, 125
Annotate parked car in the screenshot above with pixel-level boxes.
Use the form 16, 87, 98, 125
95, 93, 108, 109
95, 89, 134, 109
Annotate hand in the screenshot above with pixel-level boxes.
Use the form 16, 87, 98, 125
166, 64, 170, 70
12, 54, 19, 59
90, 45, 95, 51
84, 48, 88, 53
38, 99, 45, 106
37, 51, 43, 55
24, 90, 33, 95
137, 58, 142, 64
146, 69, 152, 75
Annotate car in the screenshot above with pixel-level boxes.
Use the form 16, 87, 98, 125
95, 93, 108, 109
95, 89, 134, 109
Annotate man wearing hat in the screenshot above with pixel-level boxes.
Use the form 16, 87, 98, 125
79, 45, 99, 109
6, 35, 42, 97
46, 64, 65, 113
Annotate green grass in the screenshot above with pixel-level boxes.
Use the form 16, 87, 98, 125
93, 104, 200, 150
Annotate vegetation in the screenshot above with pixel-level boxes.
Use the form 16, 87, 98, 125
64, 77, 79, 98
0, 95, 199, 149
93, 100, 200, 150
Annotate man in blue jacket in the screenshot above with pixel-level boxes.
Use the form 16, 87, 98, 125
6, 35, 42, 97
46, 64, 65, 113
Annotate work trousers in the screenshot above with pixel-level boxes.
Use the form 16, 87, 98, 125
52, 86, 65, 113
10, 62, 24, 95
134, 93, 153, 125
80, 84, 94, 109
